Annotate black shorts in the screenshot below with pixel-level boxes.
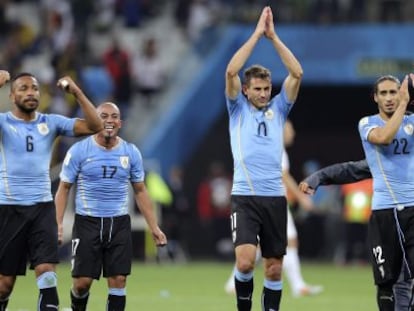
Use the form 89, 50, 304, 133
369, 207, 414, 285
230, 195, 287, 258
0, 202, 59, 275
71, 214, 132, 279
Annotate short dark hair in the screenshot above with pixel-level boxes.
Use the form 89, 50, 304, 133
243, 65, 271, 86
373, 75, 400, 94
10, 72, 37, 91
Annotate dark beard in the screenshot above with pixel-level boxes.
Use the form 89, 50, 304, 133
104, 135, 111, 145
16, 101, 37, 114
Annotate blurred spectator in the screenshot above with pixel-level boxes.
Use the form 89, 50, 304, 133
379, 0, 404, 22
93, 0, 116, 32
297, 160, 342, 260
80, 57, 114, 106
186, 0, 221, 55
103, 37, 133, 114
197, 161, 232, 259
341, 179, 372, 265
162, 166, 191, 261
132, 37, 167, 109
42, 0, 74, 64
70, 0, 94, 54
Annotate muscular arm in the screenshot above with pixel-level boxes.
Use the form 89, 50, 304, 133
264, 9, 303, 103
299, 160, 371, 194
225, 7, 267, 99
57, 76, 103, 136
368, 76, 409, 144
133, 181, 167, 246
55, 181, 73, 245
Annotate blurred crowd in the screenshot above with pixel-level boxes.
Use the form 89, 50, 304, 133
0, 0, 412, 116
0, 0, 409, 262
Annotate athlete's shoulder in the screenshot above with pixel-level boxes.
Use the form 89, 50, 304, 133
358, 114, 379, 127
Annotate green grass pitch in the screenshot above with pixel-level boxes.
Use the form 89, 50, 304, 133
7, 261, 376, 310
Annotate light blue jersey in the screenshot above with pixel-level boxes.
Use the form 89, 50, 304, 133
0, 111, 76, 205
359, 114, 414, 210
60, 136, 144, 217
226, 87, 293, 196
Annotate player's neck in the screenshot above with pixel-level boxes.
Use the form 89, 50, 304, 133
11, 109, 36, 121
94, 134, 119, 150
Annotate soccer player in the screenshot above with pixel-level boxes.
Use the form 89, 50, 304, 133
299, 159, 414, 311
0, 70, 103, 311
225, 6, 303, 311
300, 74, 414, 311
55, 102, 167, 311
357, 74, 414, 311
225, 120, 323, 297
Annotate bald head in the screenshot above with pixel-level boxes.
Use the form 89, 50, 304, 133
97, 102, 120, 116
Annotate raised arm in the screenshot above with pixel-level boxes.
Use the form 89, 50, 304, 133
132, 181, 167, 246
57, 76, 103, 135
298, 159, 371, 195
225, 7, 268, 99
55, 180, 73, 245
264, 7, 303, 103
0, 70, 10, 87
367, 75, 409, 145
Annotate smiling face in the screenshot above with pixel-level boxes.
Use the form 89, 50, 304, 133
10, 74, 40, 116
97, 102, 122, 139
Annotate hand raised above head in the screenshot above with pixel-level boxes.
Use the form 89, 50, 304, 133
254, 6, 270, 37
0, 70, 10, 88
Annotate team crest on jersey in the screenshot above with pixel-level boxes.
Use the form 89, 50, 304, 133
37, 123, 49, 135
264, 108, 274, 120
120, 156, 129, 168
404, 123, 414, 135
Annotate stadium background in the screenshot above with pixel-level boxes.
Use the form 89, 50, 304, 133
0, 1, 414, 261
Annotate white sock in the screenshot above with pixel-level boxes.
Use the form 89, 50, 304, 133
283, 247, 306, 293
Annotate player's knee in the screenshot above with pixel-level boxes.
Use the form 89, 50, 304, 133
0, 275, 16, 298
236, 258, 255, 273
264, 259, 283, 280
108, 275, 127, 288
73, 278, 93, 296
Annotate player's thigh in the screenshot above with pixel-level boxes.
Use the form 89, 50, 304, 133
260, 196, 287, 259
0, 205, 31, 275
368, 210, 402, 285
103, 215, 132, 278
72, 215, 103, 279
230, 196, 260, 247
28, 202, 59, 269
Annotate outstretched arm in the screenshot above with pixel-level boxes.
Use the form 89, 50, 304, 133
298, 160, 371, 195
57, 76, 103, 136
283, 169, 314, 211
225, 6, 268, 99
264, 7, 303, 103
